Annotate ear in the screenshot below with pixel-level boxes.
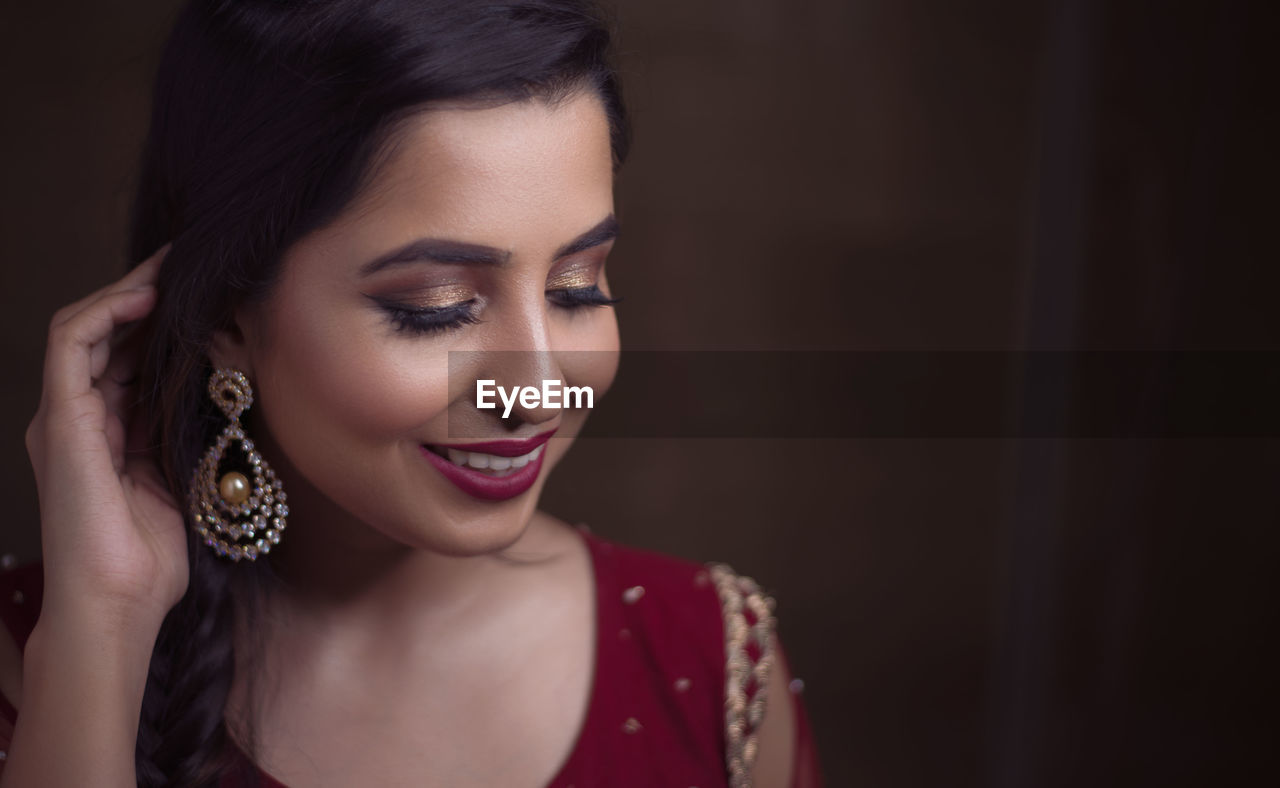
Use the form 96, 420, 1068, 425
208, 305, 258, 375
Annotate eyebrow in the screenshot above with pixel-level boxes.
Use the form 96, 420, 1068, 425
358, 214, 619, 277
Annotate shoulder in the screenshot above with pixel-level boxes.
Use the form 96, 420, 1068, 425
583, 528, 726, 645
582, 528, 795, 786
582, 526, 780, 679
587, 529, 717, 598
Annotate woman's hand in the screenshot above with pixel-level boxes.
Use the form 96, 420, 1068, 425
24, 243, 189, 628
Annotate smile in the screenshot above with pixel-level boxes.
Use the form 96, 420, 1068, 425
426, 444, 544, 475
418, 429, 557, 501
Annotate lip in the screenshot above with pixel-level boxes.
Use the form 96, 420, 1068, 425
433, 428, 558, 457
419, 431, 555, 501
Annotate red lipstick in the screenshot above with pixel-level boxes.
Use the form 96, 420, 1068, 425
435, 428, 557, 457
420, 428, 557, 501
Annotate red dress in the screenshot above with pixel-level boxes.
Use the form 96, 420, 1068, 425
0, 527, 822, 787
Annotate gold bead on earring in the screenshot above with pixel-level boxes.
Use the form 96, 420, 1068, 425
188, 368, 289, 561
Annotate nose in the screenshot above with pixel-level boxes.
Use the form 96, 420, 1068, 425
477, 350, 561, 426
475, 299, 563, 427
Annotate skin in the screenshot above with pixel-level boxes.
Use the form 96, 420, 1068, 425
1, 90, 795, 787
215, 89, 619, 787
6, 246, 183, 788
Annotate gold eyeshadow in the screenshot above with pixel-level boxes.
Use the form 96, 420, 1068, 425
385, 283, 476, 309
545, 263, 597, 291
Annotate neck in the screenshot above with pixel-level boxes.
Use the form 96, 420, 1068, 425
262, 478, 561, 630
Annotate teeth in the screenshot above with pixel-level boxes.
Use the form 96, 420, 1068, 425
441, 444, 543, 473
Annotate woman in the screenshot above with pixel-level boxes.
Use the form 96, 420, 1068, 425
0, 1, 821, 785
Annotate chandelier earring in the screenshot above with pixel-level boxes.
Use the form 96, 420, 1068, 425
189, 368, 289, 562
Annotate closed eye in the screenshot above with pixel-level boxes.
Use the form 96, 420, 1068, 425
366, 294, 481, 335
548, 285, 621, 309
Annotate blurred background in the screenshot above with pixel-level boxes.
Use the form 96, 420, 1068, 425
1, 1, 1276, 786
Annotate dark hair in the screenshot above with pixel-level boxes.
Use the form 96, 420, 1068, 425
127, 1, 629, 784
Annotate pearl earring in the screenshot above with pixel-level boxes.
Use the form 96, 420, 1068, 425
189, 368, 288, 562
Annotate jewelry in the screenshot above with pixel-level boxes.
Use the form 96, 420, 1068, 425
188, 368, 288, 562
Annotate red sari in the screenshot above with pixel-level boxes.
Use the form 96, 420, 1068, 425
0, 527, 822, 786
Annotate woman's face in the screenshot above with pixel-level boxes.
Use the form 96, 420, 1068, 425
213, 90, 619, 556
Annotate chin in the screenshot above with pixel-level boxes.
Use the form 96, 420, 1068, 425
393, 497, 544, 558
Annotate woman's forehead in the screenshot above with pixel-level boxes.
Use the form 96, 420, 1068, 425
341, 91, 614, 229
281, 91, 616, 281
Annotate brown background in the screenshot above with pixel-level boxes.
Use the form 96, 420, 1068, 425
1, 1, 1276, 786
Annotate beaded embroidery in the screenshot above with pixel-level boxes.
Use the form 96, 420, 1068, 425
707, 563, 777, 788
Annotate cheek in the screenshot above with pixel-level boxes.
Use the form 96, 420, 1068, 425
554, 308, 620, 396
253, 295, 452, 448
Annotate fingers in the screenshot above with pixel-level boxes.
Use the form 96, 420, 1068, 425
99, 309, 156, 468
49, 243, 169, 331
97, 315, 149, 418
42, 243, 170, 408
117, 242, 169, 290
100, 290, 155, 383
43, 286, 159, 409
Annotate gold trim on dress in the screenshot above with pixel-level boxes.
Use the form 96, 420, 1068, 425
707, 562, 777, 788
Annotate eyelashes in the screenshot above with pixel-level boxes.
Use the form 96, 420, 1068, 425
380, 299, 482, 335
370, 286, 621, 336
547, 285, 622, 310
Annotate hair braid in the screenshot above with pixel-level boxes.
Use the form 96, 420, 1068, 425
137, 556, 242, 787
